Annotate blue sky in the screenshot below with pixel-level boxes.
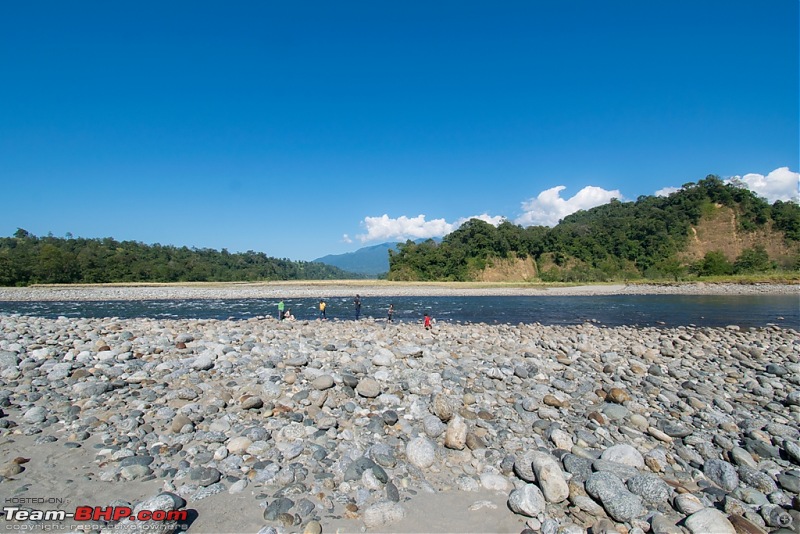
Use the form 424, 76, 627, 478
2, 1, 798, 261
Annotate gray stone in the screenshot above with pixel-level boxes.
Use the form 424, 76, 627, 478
171, 414, 193, 433
479, 472, 512, 492
190, 467, 221, 487
530, 450, 569, 503
356, 378, 381, 398
585, 471, 645, 523
129, 492, 186, 534
592, 459, 640, 481
311, 375, 334, 390
704, 458, 739, 491
684, 508, 736, 534
363, 501, 406, 528
659, 420, 693, 438
191, 482, 224, 500
285, 355, 309, 367
422, 415, 447, 438
23, 406, 47, 424
263, 497, 294, 521
562, 453, 593, 481
120, 464, 152, 480
227, 436, 252, 454
782, 439, 800, 465
650, 513, 684, 534
507, 484, 546, 517
406, 436, 435, 469
118, 455, 154, 467
191, 354, 214, 371
673, 493, 706, 515
729, 446, 758, 468
372, 349, 395, 367
627, 473, 671, 505
777, 472, 800, 493
737, 465, 778, 494
601, 443, 644, 469
241, 396, 264, 410
513, 453, 537, 483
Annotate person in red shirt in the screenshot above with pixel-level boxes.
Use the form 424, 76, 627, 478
424, 313, 432, 330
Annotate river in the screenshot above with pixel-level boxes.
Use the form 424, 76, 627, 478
0, 294, 797, 328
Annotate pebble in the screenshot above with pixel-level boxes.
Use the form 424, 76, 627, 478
362, 500, 406, 528
508, 484, 546, 517
0, 312, 797, 533
406, 436, 436, 469
600, 443, 645, 469
444, 415, 468, 450
585, 471, 645, 522
355, 377, 381, 398
22, 406, 47, 424
529, 451, 569, 503
684, 508, 737, 534
311, 374, 334, 390
704, 458, 740, 491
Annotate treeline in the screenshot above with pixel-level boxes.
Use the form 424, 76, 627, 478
388, 176, 800, 282
0, 230, 363, 286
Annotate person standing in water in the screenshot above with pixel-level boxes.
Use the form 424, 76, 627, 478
319, 300, 327, 320
354, 294, 362, 320
387, 303, 394, 322
277, 300, 285, 321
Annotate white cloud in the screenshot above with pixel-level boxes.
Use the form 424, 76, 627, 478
356, 213, 504, 243
655, 186, 680, 197
356, 214, 455, 243
352, 167, 797, 244
728, 167, 799, 203
654, 167, 799, 204
341, 234, 353, 244
514, 185, 622, 227
454, 213, 506, 227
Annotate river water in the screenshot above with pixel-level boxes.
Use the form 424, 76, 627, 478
0, 295, 797, 328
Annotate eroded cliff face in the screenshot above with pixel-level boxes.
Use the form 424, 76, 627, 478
476, 256, 538, 282
474, 204, 798, 282
680, 205, 798, 265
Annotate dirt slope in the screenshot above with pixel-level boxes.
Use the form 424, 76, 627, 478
680, 205, 798, 265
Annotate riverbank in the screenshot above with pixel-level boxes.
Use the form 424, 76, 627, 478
0, 281, 797, 301
0, 315, 798, 533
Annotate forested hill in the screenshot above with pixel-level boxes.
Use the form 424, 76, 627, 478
0, 231, 364, 286
388, 176, 800, 282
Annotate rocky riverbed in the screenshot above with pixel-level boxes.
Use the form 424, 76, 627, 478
0, 314, 798, 533
0, 281, 796, 301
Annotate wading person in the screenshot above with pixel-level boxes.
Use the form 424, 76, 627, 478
319, 300, 327, 320
354, 294, 362, 320
277, 300, 285, 321
387, 303, 394, 322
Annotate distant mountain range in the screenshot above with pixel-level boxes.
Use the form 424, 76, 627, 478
314, 242, 399, 276
314, 239, 442, 276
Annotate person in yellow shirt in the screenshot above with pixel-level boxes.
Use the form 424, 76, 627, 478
319, 300, 327, 320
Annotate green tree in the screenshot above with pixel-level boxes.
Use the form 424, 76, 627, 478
693, 251, 734, 276
35, 244, 79, 283
734, 246, 772, 273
